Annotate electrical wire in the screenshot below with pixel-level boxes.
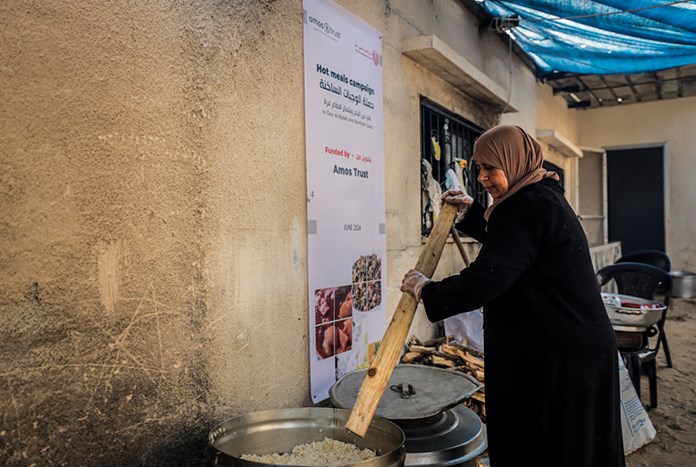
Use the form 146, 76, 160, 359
500, 32, 513, 114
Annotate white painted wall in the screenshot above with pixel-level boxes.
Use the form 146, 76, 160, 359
576, 95, 696, 271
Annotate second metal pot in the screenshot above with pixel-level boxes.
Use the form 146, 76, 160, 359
330, 364, 487, 467
671, 270, 696, 298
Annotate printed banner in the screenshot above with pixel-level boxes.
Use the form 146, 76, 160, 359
303, 0, 385, 403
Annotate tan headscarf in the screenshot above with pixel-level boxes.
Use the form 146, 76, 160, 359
473, 125, 559, 220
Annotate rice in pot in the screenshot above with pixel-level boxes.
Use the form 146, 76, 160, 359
240, 437, 377, 466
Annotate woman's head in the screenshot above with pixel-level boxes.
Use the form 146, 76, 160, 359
472, 125, 558, 218
473, 125, 544, 194
475, 161, 509, 200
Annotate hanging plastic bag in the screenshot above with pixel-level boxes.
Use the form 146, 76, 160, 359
444, 308, 484, 353
617, 352, 656, 455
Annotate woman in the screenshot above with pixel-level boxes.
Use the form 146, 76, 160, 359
401, 125, 625, 466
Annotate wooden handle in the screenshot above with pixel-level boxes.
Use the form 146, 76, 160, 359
344, 202, 457, 437
450, 227, 470, 267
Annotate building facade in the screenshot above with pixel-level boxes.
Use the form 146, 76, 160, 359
1, 0, 694, 464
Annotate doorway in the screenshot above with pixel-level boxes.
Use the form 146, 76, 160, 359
606, 146, 665, 254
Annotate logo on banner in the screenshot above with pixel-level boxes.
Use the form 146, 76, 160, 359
354, 43, 381, 67
305, 11, 342, 40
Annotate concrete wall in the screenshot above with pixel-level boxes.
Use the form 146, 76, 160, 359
1, 0, 670, 465
576, 95, 696, 270
1, 1, 307, 464
340, 0, 576, 340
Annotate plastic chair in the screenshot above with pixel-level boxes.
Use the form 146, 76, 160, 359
616, 249, 673, 367
596, 262, 673, 409
617, 249, 672, 273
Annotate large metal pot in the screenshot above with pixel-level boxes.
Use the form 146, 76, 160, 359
207, 407, 405, 466
330, 365, 486, 467
671, 271, 696, 298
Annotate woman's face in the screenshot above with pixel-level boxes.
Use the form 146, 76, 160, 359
476, 162, 509, 199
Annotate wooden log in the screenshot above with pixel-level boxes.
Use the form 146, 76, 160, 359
408, 345, 438, 354
455, 365, 476, 375
449, 341, 484, 358
439, 344, 463, 358
344, 203, 458, 437
441, 345, 483, 367
429, 355, 457, 368
420, 336, 452, 347
409, 345, 462, 362
401, 351, 425, 363
462, 354, 484, 369
409, 335, 423, 346
441, 344, 484, 369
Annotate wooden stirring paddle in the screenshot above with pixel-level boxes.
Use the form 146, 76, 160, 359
345, 202, 457, 437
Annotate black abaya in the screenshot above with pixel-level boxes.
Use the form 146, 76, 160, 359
420, 178, 625, 467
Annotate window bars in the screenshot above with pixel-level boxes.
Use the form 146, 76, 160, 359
420, 100, 485, 235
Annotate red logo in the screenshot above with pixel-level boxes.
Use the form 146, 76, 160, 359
372, 50, 379, 66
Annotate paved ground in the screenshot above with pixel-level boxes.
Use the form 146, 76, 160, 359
625, 297, 696, 466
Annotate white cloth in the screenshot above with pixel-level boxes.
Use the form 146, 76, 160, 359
422, 159, 442, 216
454, 161, 466, 192
444, 309, 484, 353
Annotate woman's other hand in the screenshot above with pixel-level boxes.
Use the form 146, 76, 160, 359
400, 269, 431, 301
441, 189, 474, 222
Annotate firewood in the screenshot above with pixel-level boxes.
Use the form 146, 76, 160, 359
408, 344, 437, 354
449, 341, 484, 358
429, 355, 457, 368
401, 351, 426, 363
420, 336, 451, 347
433, 350, 464, 362
409, 335, 423, 346
455, 366, 484, 383
439, 344, 463, 358
455, 365, 475, 375
409, 346, 465, 364
440, 344, 484, 369
404, 334, 487, 425
447, 347, 484, 369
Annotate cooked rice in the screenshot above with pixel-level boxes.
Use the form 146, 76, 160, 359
240, 437, 377, 466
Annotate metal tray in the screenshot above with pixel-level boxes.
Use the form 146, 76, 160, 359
601, 293, 666, 328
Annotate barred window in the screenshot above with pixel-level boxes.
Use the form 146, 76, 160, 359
420, 99, 486, 235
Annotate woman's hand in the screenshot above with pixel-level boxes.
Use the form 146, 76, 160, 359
441, 189, 474, 222
400, 269, 431, 301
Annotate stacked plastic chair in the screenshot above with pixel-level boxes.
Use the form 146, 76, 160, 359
616, 250, 672, 367
596, 262, 673, 409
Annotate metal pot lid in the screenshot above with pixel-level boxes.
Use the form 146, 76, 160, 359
329, 364, 482, 421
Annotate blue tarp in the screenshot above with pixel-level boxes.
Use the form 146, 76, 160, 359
478, 0, 696, 76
